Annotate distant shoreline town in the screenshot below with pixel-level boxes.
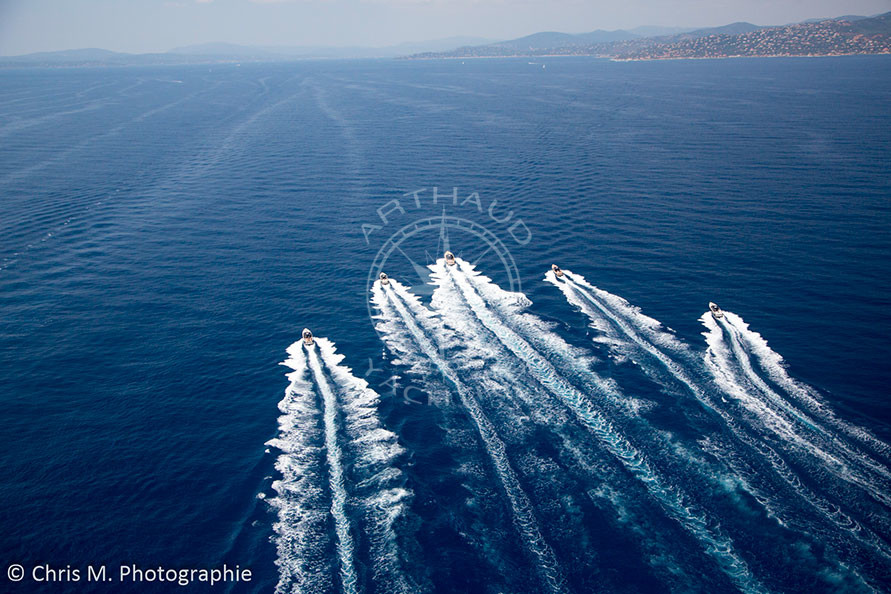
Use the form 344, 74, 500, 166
409, 12, 891, 61
1, 12, 889, 68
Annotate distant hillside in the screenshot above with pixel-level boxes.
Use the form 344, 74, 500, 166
20, 48, 125, 62
168, 42, 273, 56
677, 22, 762, 39
0, 49, 213, 67
410, 13, 891, 60
489, 30, 638, 52
410, 23, 761, 58
801, 15, 869, 24
171, 37, 496, 59
6, 15, 889, 67
618, 12, 891, 60
0, 36, 496, 67
629, 26, 694, 37
389, 37, 497, 55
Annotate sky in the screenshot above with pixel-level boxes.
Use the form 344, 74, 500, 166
1, 0, 889, 55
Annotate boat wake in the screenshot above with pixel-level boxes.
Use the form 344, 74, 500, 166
268, 336, 418, 594
546, 267, 891, 589
701, 311, 891, 554
436, 258, 765, 593
704, 311, 891, 473
371, 278, 568, 594
277, 259, 890, 592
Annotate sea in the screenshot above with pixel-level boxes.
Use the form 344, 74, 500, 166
1, 56, 889, 593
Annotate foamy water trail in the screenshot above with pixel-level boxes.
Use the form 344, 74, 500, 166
268, 342, 336, 594
708, 313, 891, 505
701, 315, 891, 558
371, 286, 532, 589
371, 280, 568, 594
553, 272, 868, 486
427, 265, 712, 591
546, 269, 891, 584
445, 259, 765, 594
315, 338, 418, 594
548, 271, 705, 401
552, 270, 891, 503
270, 336, 419, 594
719, 312, 891, 469
305, 344, 360, 594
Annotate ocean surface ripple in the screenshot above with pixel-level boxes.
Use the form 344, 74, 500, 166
1, 57, 890, 593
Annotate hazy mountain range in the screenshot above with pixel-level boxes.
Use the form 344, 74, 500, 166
168, 37, 496, 59
0, 36, 495, 66
1, 14, 888, 67
412, 13, 891, 60
486, 22, 763, 53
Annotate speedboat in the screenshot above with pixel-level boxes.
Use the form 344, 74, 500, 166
709, 302, 724, 319
302, 328, 314, 346
379, 272, 390, 286
551, 264, 564, 278
444, 251, 456, 266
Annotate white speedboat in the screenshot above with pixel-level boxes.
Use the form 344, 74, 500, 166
551, 264, 564, 278
709, 302, 724, 319
302, 328, 314, 346
379, 272, 390, 286
444, 251, 456, 266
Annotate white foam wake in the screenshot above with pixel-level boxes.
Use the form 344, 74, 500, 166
305, 343, 359, 594
558, 267, 884, 503
445, 259, 765, 594
719, 311, 891, 469
270, 336, 418, 594
706, 313, 891, 505
427, 264, 709, 589
552, 269, 890, 504
545, 269, 891, 582
547, 270, 705, 403
371, 279, 567, 594
557, 270, 890, 485
701, 314, 891, 560
268, 342, 337, 594
315, 338, 418, 594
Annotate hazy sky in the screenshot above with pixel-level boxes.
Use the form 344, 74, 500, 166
1, 0, 889, 55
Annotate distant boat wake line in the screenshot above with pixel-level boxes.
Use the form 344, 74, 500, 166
0, 80, 225, 189
269, 337, 417, 594
435, 259, 766, 594
1, 79, 303, 277
305, 79, 365, 198
0, 80, 233, 275
546, 269, 891, 580
371, 280, 568, 594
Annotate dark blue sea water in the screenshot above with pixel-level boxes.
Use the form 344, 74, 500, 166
1, 57, 890, 593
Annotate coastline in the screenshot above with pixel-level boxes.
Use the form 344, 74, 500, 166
402, 51, 891, 62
